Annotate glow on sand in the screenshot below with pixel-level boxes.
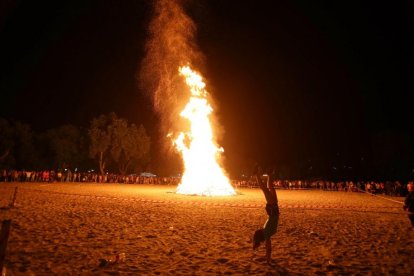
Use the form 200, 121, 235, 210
173, 66, 235, 196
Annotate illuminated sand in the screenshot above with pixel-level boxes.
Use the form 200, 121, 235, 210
1, 183, 413, 274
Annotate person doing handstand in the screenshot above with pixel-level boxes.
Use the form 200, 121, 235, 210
252, 166, 280, 264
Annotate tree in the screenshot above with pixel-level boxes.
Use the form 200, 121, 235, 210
88, 113, 151, 175
0, 118, 37, 169
13, 121, 37, 169
111, 122, 150, 175
0, 118, 13, 168
88, 113, 114, 175
41, 125, 85, 170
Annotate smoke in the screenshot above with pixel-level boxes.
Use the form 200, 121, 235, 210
139, 0, 204, 141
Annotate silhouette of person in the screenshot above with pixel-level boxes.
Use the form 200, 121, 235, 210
252, 166, 280, 264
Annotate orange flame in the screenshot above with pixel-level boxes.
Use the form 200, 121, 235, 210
173, 65, 236, 196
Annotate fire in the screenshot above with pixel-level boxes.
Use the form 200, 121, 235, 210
173, 65, 236, 196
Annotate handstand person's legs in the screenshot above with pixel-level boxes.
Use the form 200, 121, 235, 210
267, 173, 278, 203
255, 174, 273, 203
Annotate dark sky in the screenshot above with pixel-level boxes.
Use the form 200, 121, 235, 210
1, 0, 413, 176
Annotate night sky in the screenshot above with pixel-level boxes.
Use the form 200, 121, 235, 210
1, 0, 413, 177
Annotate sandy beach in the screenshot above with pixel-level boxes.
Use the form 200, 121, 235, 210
1, 182, 413, 275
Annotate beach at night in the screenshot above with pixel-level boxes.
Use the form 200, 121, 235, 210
1, 183, 412, 275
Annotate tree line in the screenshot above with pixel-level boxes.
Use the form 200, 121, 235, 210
0, 113, 150, 175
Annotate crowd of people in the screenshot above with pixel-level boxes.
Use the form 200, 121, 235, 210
0, 169, 411, 197
232, 178, 410, 196
0, 169, 180, 185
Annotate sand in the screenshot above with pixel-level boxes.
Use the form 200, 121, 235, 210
0, 182, 413, 275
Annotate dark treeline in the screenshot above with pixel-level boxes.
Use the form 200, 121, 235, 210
0, 113, 150, 175
1, 112, 414, 181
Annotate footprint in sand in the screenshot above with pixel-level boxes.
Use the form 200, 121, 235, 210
180, 251, 189, 257
216, 258, 229, 264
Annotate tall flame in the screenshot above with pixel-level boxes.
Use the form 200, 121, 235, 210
173, 66, 236, 196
